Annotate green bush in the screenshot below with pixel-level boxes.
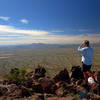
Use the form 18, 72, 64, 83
4, 68, 29, 84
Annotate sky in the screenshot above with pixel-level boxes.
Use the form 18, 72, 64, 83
0, 0, 100, 45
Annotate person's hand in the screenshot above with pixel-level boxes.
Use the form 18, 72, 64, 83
80, 42, 84, 47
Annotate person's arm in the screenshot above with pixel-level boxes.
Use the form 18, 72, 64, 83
78, 46, 83, 51
78, 42, 85, 52
78, 46, 86, 57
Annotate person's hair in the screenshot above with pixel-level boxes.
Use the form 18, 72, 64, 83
84, 40, 90, 47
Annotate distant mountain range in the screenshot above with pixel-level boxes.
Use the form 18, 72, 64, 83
0, 43, 99, 50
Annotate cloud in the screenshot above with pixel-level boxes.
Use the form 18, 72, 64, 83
0, 24, 100, 45
51, 30, 64, 33
78, 29, 89, 32
29, 34, 100, 44
0, 34, 23, 37
73, 29, 92, 32
0, 16, 10, 21
0, 25, 48, 36
20, 19, 29, 24
3, 33, 99, 45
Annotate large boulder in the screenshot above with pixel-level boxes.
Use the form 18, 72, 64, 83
71, 66, 84, 80
34, 64, 46, 80
53, 68, 70, 83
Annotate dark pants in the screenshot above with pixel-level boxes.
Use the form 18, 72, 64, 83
82, 62, 91, 72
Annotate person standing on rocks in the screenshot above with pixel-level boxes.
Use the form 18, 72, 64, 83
78, 40, 94, 80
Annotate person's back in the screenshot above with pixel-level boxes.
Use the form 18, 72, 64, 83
79, 46, 93, 65
78, 40, 94, 72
